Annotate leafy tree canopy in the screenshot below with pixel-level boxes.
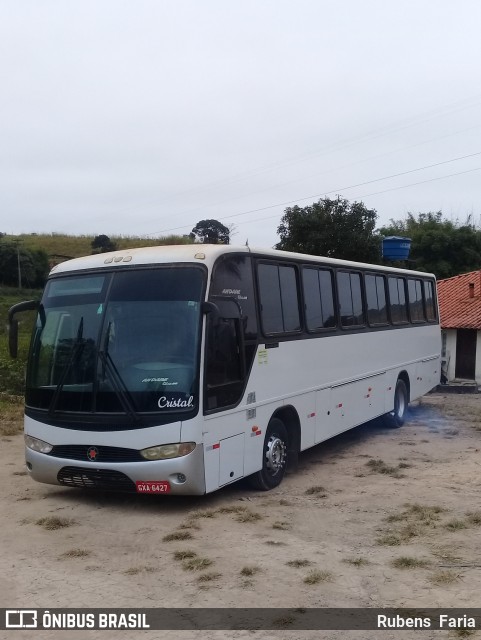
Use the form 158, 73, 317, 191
190, 219, 230, 244
276, 196, 381, 262
91, 234, 117, 253
0, 242, 49, 288
379, 212, 481, 279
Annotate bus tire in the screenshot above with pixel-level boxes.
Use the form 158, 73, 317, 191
248, 418, 288, 491
385, 379, 408, 428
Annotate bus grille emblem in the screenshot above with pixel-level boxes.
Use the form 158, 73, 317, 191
87, 447, 99, 461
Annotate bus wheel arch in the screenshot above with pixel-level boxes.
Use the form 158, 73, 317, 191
247, 406, 300, 491
273, 405, 301, 469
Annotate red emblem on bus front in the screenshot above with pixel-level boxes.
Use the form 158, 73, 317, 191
87, 447, 99, 461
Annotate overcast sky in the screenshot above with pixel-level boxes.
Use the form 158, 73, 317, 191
2, 0, 481, 247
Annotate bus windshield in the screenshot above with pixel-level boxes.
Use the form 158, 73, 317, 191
26, 267, 204, 420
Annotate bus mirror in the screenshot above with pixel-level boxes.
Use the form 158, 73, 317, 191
202, 301, 220, 317
9, 320, 19, 359
209, 296, 242, 320
8, 300, 40, 359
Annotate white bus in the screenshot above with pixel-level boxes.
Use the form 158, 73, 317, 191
9, 245, 441, 495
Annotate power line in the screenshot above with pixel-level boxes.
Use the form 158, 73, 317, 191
232, 166, 481, 230
107, 92, 481, 220
147, 151, 481, 235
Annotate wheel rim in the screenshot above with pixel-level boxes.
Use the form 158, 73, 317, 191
265, 435, 287, 476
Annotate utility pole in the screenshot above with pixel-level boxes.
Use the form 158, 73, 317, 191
15, 240, 22, 289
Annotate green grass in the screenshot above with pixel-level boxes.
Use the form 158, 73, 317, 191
6, 232, 193, 261
0, 286, 39, 395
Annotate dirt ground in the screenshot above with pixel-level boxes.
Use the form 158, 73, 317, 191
1, 392, 481, 640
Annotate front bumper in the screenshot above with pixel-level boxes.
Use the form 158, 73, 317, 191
25, 444, 206, 495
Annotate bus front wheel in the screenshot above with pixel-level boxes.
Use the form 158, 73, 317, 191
386, 379, 408, 428
248, 418, 288, 491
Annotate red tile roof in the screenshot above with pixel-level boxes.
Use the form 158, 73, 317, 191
437, 270, 481, 329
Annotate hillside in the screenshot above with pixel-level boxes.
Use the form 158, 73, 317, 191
4, 232, 193, 260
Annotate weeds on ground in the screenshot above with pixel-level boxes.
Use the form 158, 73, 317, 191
217, 505, 248, 514
178, 521, 201, 531
235, 510, 262, 523
303, 570, 333, 585
36, 516, 75, 530
162, 531, 193, 542
429, 570, 461, 585
182, 557, 213, 572
286, 559, 311, 568
190, 509, 218, 519
123, 566, 156, 576
305, 486, 327, 496
240, 566, 261, 576
444, 519, 468, 531
391, 556, 432, 569
366, 459, 406, 478
466, 511, 481, 525
272, 521, 291, 530
377, 503, 447, 545
342, 557, 370, 567
0, 394, 24, 436
197, 572, 221, 583
173, 550, 197, 561
59, 548, 91, 559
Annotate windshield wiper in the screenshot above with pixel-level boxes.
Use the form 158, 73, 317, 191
98, 322, 140, 423
48, 317, 84, 416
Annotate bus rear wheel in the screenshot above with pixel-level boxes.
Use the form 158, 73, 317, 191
386, 378, 408, 428
248, 418, 288, 491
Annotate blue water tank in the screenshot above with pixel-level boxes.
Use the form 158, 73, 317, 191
382, 236, 412, 261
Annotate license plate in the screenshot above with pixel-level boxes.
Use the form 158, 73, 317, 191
136, 481, 171, 493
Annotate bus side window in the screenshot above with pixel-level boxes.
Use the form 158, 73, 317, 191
302, 267, 336, 330
424, 280, 437, 321
257, 262, 301, 334
365, 274, 388, 325
337, 271, 365, 327
388, 276, 408, 323
407, 278, 425, 322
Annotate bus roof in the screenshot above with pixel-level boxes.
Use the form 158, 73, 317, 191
49, 244, 435, 279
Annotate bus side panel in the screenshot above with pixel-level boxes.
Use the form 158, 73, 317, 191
288, 392, 316, 451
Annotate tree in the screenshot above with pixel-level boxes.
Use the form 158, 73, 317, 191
379, 212, 481, 278
0, 242, 49, 288
190, 219, 230, 244
276, 196, 381, 262
91, 234, 117, 253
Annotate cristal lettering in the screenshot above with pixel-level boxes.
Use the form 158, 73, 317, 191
158, 395, 194, 409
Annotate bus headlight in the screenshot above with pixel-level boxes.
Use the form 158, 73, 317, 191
25, 435, 53, 454
140, 442, 196, 460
